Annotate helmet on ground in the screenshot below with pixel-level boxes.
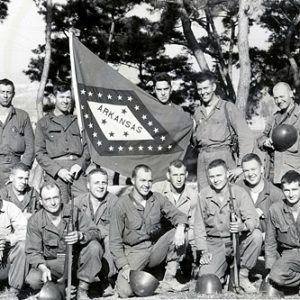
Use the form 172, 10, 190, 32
38, 281, 63, 300
195, 273, 222, 294
271, 124, 298, 152
130, 270, 159, 296
259, 279, 284, 298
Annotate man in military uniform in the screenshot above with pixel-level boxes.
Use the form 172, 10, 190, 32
237, 153, 283, 234
194, 159, 262, 293
25, 183, 102, 299
35, 84, 90, 202
257, 82, 300, 185
0, 78, 35, 186
110, 164, 189, 298
192, 71, 254, 189
74, 168, 118, 295
0, 162, 39, 219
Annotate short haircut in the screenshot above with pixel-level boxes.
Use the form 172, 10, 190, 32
53, 84, 71, 95
11, 162, 30, 174
273, 82, 292, 94
168, 159, 186, 172
207, 159, 228, 171
40, 182, 61, 197
87, 167, 108, 180
0, 78, 15, 94
132, 164, 152, 179
195, 70, 216, 85
153, 72, 171, 86
281, 170, 300, 186
241, 153, 262, 166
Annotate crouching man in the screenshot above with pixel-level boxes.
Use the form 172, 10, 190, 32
25, 183, 102, 300
194, 159, 262, 293
110, 164, 189, 298
266, 170, 300, 292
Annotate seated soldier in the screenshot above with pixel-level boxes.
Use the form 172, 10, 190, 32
0, 198, 27, 298
152, 160, 197, 276
25, 183, 102, 300
237, 153, 283, 234
110, 164, 189, 298
266, 170, 300, 294
0, 162, 40, 219
74, 168, 118, 294
194, 159, 262, 293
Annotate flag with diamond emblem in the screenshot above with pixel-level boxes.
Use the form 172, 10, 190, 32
69, 34, 193, 181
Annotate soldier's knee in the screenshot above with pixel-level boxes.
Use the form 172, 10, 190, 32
269, 268, 285, 286
250, 229, 263, 247
86, 240, 103, 256
26, 270, 43, 290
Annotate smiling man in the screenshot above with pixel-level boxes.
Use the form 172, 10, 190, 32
258, 82, 300, 185
35, 84, 90, 202
192, 71, 254, 190
110, 164, 189, 297
237, 153, 283, 233
0, 78, 34, 186
194, 159, 262, 293
265, 170, 300, 293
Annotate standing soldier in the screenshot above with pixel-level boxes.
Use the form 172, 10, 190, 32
257, 82, 300, 185
192, 71, 254, 189
0, 78, 35, 186
0, 162, 40, 219
35, 84, 90, 202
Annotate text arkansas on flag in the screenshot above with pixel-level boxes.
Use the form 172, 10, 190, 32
70, 35, 193, 181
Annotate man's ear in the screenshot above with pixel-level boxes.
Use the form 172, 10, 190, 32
166, 171, 170, 181
185, 171, 188, 180
212, 83, 217, 92
9, 174, 13, 183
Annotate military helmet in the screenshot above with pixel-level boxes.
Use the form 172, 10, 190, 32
259, 279, 284, 298
38, 281, 64, 300
130, 270, 159, 296
271, 124, 298, 152
195, 273, 222, 294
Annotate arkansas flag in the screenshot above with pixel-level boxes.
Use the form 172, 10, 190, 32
69, 34, 193, 181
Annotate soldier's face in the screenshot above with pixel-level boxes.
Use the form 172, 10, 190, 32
208, 165, 229, 191
242, 159, 263, 187
55, 90, 72, 113
10, 169, 29, 193
40, 186, 62, 215
168, 165, 187, 191
196, 80, 216, 104
273, 86, 293, 111
87, 173, 108, 200
133, 169, 152, 197
0, 84, 14, 107
282, 182, 300, 206
155, 81, 172, 104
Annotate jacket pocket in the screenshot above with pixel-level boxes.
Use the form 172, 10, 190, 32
43, 239, 58, 259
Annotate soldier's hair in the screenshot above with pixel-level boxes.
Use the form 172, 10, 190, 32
168, 159, 186, 172
0, 78, 15, 94
207, 159, 228, 171
132, 164, 152, 179
53, 84, 71, 95
40, 182, 61, 197
153, 72, 171, 87
195, 70, 216, 84
281, 170, 300, 186
273, 82, 292, 94
11, 162, 30, 174
241, 153, 262, 166
87, 167, 108, 180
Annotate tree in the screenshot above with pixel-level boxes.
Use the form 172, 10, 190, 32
0, 0, 10, 23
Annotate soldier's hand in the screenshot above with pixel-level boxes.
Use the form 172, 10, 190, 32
69, 164, 82, 180
0, 237, 6, 252
38, 264, 52, 283
264, 138, 274, 150
64, 231, 81, 245
121, 265, 131, 282
200, 252, 212, 265
58, 168, 73, 183
230, 217, 245, 233
173, 224, 185, 248
228, 167, 243, 182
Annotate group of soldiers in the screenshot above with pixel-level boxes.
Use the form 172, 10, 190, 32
0, 71, 299, 300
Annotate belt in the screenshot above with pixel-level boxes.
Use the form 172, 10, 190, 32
198, 144, 230, 153
54, 154, 80, 161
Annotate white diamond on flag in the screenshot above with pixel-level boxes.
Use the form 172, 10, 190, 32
88, 101, 154, 141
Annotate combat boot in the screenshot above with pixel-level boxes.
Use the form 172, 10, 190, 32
77, 280, 90, 300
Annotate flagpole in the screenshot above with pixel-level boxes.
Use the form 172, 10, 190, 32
68, 30, 83, 133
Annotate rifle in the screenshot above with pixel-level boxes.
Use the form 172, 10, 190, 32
57, 183, 74, 300
228, 184, 241, 293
